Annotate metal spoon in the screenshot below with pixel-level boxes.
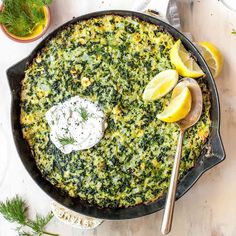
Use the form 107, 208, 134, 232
161, 78, 203, 235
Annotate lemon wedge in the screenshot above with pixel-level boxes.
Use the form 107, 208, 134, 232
142, 69, 179, 101
157, 87, 192, 122
197, 42, 223, 78
170, 40, 204, 78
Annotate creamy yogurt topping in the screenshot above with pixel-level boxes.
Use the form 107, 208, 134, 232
45, 96, 106, 154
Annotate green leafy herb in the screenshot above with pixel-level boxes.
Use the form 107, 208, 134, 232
18, 232, 33, 236
0, 195, 27, 225
58, 136, 75, 146
78, 107, 90, 122
232, 29, 236, 34
0, 195, 58, 236
0, 0, 52, 37
28, 213, 54, 235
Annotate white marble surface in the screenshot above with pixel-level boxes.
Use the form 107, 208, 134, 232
0, 0, 236, 235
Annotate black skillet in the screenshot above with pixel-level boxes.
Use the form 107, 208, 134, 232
7, 10, 225, 220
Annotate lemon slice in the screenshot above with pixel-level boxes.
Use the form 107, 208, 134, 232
142, 69, 179, 101
157, 87, 192, 122
170, 40, 204, 78
197, 42, 223, 78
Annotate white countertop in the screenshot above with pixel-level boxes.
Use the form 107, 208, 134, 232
1, 0, 236, 235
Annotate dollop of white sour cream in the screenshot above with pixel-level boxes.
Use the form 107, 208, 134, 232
45, 96, 106, 154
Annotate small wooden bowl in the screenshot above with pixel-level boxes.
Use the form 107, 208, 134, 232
0, 5, 51, 43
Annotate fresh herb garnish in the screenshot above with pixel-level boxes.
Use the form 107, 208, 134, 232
78, 107, 90, 122
0, 195, 58, 236
232, 29, 236, 34
0, 0, 52, 37
58, 136, 75, 146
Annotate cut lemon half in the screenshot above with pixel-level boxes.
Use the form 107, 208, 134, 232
197, 42, 223, 78
157, 87, 192, 122
142, 69, 179, 101
170, 39, 204, 78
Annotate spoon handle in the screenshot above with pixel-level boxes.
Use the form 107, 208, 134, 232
161, 130, 185, 235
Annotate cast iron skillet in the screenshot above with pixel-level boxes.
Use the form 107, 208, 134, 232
7, 10, 225, 220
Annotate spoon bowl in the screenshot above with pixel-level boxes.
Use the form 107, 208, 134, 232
173, 78, 203, 130
161, 78, 203, 234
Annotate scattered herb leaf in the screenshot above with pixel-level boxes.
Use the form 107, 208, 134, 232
18, 231, 33, 236
0, 195, 58, 236
232, 29, 236, 34
58, 136, 75, 146
78, 107, 90, 122
0, 195, 27, 225
28, 213, 54, 235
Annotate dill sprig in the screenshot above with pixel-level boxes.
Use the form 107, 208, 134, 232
78, 107, 90, 122
0, 0, 52, 37
0, 195, 27, 225
0, 195, 58, 236
58, 136, 75, 146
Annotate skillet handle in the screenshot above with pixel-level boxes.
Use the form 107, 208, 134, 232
7, 58, 28, 93
201, 131, 225, 171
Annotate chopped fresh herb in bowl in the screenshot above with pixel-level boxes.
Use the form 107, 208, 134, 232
0, 0, 52, 41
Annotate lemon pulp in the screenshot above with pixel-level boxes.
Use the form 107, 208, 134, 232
142, 69, 179, 101
157, 87, 192, 122
197, 42, 223, 78
170, 39, 204, 78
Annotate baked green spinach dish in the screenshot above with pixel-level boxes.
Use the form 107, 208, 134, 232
20, 15, 211, 208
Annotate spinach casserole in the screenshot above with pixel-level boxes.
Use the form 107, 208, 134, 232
20, 15, 211, 208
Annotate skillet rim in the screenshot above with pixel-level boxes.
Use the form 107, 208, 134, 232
7, 10, 225, 220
